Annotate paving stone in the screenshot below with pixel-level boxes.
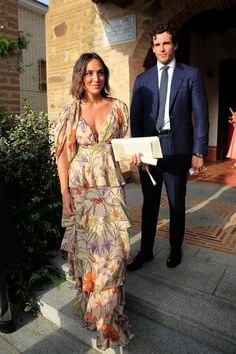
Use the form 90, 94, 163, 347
137, 248, 226, 295
126, 271, 236, 352
196, 248, 236, 268
0, 312, 97, 354
215, 267, 236, 302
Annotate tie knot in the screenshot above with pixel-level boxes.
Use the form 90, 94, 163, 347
162, 65, 169, 71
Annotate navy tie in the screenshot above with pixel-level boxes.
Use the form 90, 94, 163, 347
156, 65, 169, 130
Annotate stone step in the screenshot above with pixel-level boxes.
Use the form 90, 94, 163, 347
0, 310, 98, 354
51, 242, 236, 353
37, 280, 221, 354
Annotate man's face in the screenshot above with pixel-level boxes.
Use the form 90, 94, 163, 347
152, 31, 178, 64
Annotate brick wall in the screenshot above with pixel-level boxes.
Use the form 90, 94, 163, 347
0, 0, 20, 114
18, 3, 47, 113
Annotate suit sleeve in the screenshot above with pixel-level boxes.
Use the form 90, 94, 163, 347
192, 69, 209, 155
130, 75, 144, 137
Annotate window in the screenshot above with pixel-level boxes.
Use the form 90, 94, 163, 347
38, 59, 47, 91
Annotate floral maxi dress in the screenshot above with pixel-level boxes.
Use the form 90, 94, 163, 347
55, 98, 133, 350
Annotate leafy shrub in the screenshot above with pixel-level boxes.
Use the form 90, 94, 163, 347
0, 101, 62, 315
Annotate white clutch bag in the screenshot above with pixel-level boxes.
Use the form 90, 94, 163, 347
111, 136, 163, 166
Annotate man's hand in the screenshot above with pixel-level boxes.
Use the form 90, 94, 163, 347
191, 155, 206, 174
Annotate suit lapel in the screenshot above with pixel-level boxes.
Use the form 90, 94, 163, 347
147, 66, 158, 122
169, 63, 185, 112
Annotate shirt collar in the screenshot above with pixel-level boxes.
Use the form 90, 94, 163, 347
157, 58, 176, 71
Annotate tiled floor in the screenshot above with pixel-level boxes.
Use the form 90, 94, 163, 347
129, 159, 236, 255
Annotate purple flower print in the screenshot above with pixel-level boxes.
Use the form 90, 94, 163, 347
79, 119, 88, 133
88, 240, 99, 253
103, 239, 114, 252
78, 155, 88, 164
82, 320, 91, 329
71, 171, 81, 184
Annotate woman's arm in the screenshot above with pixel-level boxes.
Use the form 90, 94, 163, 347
57, 143, 74, 215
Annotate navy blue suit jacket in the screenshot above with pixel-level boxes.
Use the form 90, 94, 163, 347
130, 62, 209, 156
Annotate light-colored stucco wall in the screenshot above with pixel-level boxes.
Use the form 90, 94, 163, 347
18, 0, 48, 113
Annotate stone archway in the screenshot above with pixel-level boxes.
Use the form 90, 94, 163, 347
130, 0, 235, 78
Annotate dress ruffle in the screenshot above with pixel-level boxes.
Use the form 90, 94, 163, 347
61, 186, 133, 350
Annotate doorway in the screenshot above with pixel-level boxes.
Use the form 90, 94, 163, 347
217, 59, 236, 160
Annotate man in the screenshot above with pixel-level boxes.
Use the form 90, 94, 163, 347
127, 24, 209, 271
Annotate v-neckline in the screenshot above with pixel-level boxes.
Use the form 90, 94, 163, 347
80, 100, 114, 139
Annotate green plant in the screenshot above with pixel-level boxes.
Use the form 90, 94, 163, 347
0, 26, 31, 72
0, 100, 62, 314
0, 27, 30, 56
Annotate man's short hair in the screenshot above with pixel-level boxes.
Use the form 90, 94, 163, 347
150, 24, 178, 45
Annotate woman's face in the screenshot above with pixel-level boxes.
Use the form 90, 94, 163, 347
83, 58, 105, 96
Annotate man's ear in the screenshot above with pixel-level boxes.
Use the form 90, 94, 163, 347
174, 43, 178, 51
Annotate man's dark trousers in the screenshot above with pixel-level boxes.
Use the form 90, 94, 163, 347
139, 133, 190, 258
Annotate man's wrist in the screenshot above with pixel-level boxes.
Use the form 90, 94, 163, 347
192, 153, 204, 158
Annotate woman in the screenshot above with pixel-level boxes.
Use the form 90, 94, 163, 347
55, 53, 133, 350
226, 110, 236, 168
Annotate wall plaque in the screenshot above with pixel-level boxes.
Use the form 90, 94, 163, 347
104, 15, 136, 46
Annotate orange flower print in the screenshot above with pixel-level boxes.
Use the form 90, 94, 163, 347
104, 312, 110, 320
85, 311, 97, 324
95, 299, 103, 308
124, 249, 130, 259
109, 264, 116, 273
86, 166, 91, 174
111, 208, 119, 219
84, 182, 90, 189
75, 187, 82, 195
116, 108, 124, 129
104, 255, 112, 261
101, 324, 120, 342
91, 256, 97, 263
83, 272, 96, 292
112, 287, 118, 295
68, 129, 76, 150
82, 213, 90, 225
90, 197, 104, 204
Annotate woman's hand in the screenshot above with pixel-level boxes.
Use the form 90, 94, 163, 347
130, 153, 147, 171
62, 190, 74, 215
130, 153, 142, 166
229, 111, 236, 124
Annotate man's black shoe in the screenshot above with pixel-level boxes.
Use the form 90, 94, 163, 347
126, 251, 153, 272
166, 248, 182, 268
0, 320, 15, 334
